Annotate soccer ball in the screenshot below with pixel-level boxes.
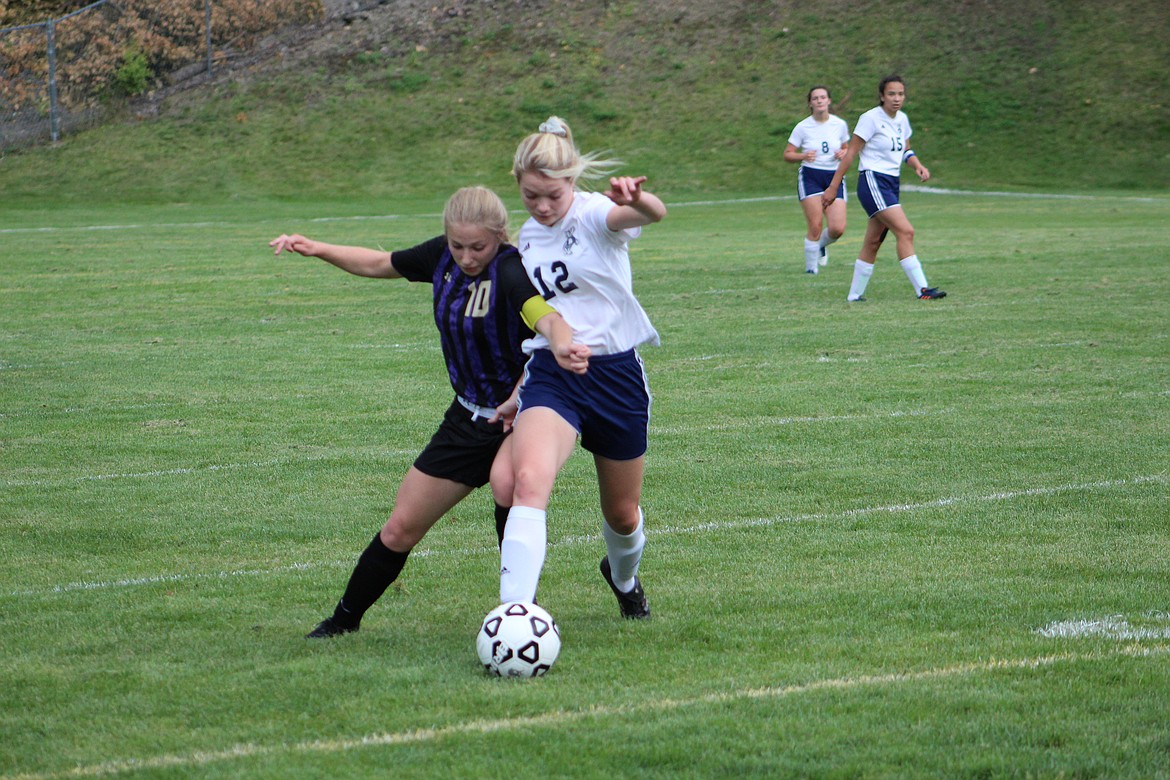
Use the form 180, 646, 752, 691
476, 601, 561, 677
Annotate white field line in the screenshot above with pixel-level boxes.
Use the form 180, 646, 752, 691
2, 450, 416, 490
0, 344, 436, 384
0, 406, 935, 488
6, 364, 1160, 421
7, 474, 1166, 598
898, 184, 1163, 201
5, 643, 1167, 780
1, 190, 1165, 235
653, 408, 936, 435
0, 401, 179, 419
0, 375, 435, 419
562, 474, 1170, 544
1036, 611, 1170, 640
0, 214, 430, 235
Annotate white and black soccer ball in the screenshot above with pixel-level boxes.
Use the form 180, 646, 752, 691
476, 601, 561, 677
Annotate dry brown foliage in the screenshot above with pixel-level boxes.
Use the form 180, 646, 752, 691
1, 0, 322, 110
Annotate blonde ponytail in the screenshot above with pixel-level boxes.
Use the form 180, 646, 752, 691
512, 116, 621, 185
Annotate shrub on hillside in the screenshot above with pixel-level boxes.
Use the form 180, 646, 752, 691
112, 45, 151, 96
1, 0, 322, 111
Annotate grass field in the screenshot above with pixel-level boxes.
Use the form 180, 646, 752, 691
2, 189, 1169, 778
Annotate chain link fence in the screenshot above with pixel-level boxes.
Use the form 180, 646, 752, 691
0, 0, 321, 150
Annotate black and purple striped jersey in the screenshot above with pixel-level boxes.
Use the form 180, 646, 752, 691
391, 236, 538, 409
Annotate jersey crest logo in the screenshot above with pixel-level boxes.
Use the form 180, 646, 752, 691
562, 227, 579, 256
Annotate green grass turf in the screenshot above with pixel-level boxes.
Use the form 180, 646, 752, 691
1, 189, 1168, 778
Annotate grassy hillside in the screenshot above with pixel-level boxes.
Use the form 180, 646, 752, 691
1, 0, 1167, 208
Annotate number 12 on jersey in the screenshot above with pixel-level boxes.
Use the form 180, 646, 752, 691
532, 261, 579, 300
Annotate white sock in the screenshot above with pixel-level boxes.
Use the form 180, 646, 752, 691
602, 509, 646, 593
803, 238, 819, 273
499, 506, 546, 603
848, 260, 874, 301
900, 255, 928, 292
817, 228, 830, 266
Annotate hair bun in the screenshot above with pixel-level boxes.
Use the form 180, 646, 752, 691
538, 117, 568, 137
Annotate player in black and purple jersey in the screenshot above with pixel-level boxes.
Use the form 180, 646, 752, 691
270, 186, 590, 638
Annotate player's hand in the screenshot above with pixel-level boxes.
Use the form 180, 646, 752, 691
804, 150, 817, 162
604, 176, 647, 207
915, 166, 931, 182
834, 147, 847, 160
553, 343, 591, 375
269, 234, 316, 256
489, 397, 519, 432
822, 191, 837, 210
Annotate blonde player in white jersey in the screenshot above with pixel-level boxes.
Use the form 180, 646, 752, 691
784, 85, 851, 274
490, 116, 666, 619
824, 75, 946, 301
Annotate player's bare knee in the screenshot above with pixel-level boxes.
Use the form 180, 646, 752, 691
602, 504, 641, 534
512, 465, 554, 507
379, 520, 416, 553
489, 466, 514, 507
607, 517, 639, 535
490, 482, 512, 507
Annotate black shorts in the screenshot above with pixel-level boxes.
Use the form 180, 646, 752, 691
413, 398, 510, 488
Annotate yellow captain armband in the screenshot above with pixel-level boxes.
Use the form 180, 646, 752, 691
520, 296, 558, 331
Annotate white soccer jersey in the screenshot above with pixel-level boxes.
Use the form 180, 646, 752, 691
518, 190, 660, 355
854, 105, 912, 177
787, 114, 851, 171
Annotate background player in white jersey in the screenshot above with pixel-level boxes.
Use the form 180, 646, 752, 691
269, 187, 589, 638
784, 85, 850, 274
492, 116, 666, 619
824, 75, 946, 301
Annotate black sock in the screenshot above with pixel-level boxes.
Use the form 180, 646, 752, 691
331, 533, 409, 628
495, 503, 510, 550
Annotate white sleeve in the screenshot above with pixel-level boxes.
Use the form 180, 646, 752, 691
579, 192, 638, 247
853, 111, 876, 143
787, 122, 804, 148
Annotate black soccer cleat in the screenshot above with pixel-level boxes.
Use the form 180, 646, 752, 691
600, 557, 650, 619
306, 617, 359, 639
918, 287, 947, 300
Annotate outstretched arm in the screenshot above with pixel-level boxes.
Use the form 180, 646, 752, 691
604, 176, 667, 231
269, 234, 400, 278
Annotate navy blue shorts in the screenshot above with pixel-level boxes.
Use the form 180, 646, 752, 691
798, 167, 846, 202
517, 349, 651, 461
413, 398, 509, 488
857, 170, 900, 217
